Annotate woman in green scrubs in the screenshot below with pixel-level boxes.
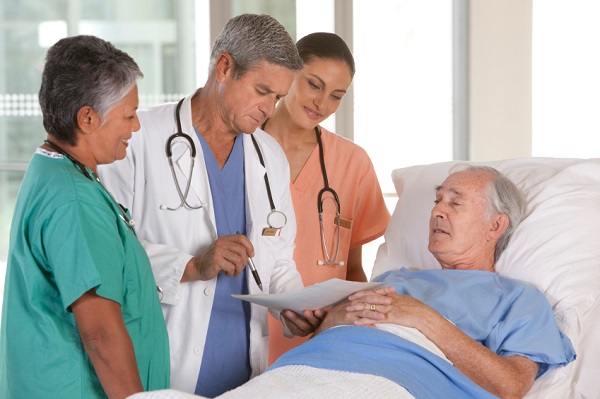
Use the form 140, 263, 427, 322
0, 35, 169, 399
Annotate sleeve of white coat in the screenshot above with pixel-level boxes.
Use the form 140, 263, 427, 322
98, 120, 192, 306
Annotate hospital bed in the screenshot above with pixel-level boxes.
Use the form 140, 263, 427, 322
130, 157, 600, 399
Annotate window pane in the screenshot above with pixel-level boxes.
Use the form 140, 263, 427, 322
353, 0, 453, 194
79, 0, 175, 20
0, 0, 205, 313
231, 0, 296, 37
0, 0, 455, 307
532, 0, 600, 157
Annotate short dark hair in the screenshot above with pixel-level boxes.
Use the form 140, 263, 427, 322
296, 32, 355, 78
39, 35, 142, 145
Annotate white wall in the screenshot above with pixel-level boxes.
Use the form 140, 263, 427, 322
469, 0, 533, 161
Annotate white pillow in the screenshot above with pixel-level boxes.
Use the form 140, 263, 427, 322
373, 157, 600, 320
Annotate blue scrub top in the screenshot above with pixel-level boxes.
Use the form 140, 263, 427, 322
194, 132, 252, 397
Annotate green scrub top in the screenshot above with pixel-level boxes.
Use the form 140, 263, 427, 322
0, 149, 170, 398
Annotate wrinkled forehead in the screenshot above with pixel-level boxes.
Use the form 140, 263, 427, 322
244, 60, 295, 89
437, 171, 493, 202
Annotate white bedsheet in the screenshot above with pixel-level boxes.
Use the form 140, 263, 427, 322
128, 366, 414, 399
218, 365, 415, 399
128, 324, 441, 399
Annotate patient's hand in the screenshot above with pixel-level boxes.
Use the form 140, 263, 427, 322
281, 308, 327, 337
314, 286, 396, 335
351, 291, 438, 330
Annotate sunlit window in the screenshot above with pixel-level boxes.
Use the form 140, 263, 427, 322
354, 0, 453, 195
0, 0, 208, 312
0, 0, 454, 305
532, 0, 600, 157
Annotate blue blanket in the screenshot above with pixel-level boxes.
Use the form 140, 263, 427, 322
269, 269, 576, 398
270, 325, 499, 399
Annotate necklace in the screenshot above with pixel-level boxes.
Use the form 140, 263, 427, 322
43, 139, 136, 234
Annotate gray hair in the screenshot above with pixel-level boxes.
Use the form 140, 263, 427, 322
449, 164, 527, 263
209, 14, 303, 79
39, 35, 143, 145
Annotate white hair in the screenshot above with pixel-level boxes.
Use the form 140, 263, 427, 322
449, 164, 527, 263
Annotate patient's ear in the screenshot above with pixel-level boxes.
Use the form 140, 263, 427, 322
487, 213, 510, 242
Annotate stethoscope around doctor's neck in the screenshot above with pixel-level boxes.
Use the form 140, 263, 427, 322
161, 98, 287, 231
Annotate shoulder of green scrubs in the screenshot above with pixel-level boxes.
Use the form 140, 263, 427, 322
0, 152, 169, 398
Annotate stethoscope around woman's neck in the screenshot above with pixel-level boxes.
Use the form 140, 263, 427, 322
263, 122, 343, 266
314, 126, 343, 266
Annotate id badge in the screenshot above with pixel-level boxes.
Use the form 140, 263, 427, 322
334, 216, 352, 229
262, 227, 281, 236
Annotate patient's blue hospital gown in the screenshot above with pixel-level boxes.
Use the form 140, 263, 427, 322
271, 268, 576, 399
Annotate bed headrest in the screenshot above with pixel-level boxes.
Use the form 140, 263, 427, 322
373, 158, 600, 319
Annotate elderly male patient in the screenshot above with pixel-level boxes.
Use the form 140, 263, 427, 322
267, 165, 576, 399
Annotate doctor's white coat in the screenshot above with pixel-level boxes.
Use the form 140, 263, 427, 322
98, 93, 304, 393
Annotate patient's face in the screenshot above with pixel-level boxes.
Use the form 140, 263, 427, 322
428, 171, 496, 271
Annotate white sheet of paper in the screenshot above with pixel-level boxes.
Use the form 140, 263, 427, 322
232, 278, 386, 313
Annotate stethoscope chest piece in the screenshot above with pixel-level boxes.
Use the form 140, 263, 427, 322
267, 210, 287, 229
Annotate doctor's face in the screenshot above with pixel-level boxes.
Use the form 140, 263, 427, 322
219, 59, 295, 134
283, 57, 353, 130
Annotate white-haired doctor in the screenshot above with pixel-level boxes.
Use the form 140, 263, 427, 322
98, 14, 324, 398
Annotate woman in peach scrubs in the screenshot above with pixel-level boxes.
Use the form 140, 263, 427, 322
262, 32, 390, 363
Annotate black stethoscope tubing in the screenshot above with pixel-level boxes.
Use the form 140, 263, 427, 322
314, 126, 342, 266
162, 99, 201, 211
315, 126, 341, 214
250, 134, 276, 213
167, 99, 197, 158
167, 98, 286, 229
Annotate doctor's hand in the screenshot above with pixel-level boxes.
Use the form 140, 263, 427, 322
182, 234, 255, 282
281, 308, 327, 337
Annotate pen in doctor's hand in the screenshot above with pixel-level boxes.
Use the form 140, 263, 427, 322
236, 232, 263, 292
